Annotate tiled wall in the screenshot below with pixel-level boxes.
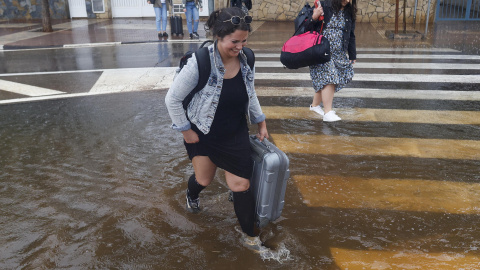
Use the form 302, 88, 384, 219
0, 0, 69, 19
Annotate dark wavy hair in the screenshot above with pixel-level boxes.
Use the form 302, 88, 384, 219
205, 7, 251, 38
331, 0, 357, 21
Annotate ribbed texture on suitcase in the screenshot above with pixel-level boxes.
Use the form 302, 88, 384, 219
249, 136, 290, 228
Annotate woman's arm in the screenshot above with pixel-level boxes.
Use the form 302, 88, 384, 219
165, 56, 200, 132
348, 20, 357, 61
304, 4, 324, 32
256, 120, 269, 142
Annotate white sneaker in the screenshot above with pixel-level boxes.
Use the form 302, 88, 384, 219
309, 105, 325, 116
323, 110, 341, 122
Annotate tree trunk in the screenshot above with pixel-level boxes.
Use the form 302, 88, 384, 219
395, 0, 399, 34
403, 0, 407, 32
42, 0, 53, 32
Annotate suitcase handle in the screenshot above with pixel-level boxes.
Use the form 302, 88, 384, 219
250, 135, 272, 149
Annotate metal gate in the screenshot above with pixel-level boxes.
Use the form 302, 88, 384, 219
112, 0, 209, 18
436, 0, 480, 20
68, 0, 88, 18
112, 0, 155, 17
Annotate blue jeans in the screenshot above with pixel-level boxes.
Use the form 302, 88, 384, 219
185, 1, 199, 34
154, 5, 168, 32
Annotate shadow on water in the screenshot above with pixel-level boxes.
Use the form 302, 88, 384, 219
1, 90, 480, 269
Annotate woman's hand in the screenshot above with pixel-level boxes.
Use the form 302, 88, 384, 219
312, 2, 324, 21
256, 121, 269, 142
350, 60, 356, 64
182, 129, 199, 144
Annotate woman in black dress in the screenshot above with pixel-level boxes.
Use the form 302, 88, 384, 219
165, 7, 268, 251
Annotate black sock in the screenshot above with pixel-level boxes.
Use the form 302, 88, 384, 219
233, 189, 256, 237
187, 174, 206, 200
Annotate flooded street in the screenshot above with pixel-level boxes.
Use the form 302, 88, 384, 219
2, 88, 480, 268
1, 21, 480, 269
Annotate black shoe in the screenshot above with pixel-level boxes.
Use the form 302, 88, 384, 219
158, 33, 162, 39
186, 191, 201, 213
162, 32, 168, 38
193, 32, 200, 39
189, 33, 194, 39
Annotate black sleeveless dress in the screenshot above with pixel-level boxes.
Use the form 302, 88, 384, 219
184, 70, 253, 180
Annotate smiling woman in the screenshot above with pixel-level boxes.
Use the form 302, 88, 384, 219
165, 7, 271, 254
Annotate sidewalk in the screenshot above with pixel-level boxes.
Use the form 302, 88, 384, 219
1, 18, 479, 54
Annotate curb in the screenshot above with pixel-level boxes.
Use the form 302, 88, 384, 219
0, 39, 208, 51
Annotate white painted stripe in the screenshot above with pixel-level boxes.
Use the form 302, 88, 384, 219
0, 88, 165, 105
330, 248, 480, 269
356, 47, 461, 52
0, 67, 176, 105
0, 67, 177, 77
359, 53, 480, 60
256, 87, 480, 101
101, 24, 157, 30
255, 61, 480, 70
167, 39, 210, 44
255, 72, 480, 83
0, 79, 65, 96
263, 106, 480, 125
295, 175, 480, 214
90, 68, 175, 93
272, 134, 480, 160
0, 23, 38, 28
63, 42, 122, 48
255, 53, 480, 60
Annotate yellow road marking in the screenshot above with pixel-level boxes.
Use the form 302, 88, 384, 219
330, 247, 480, 270
271, 134, 480, 160
263, 106, 480, 125
294, 175, 480, 214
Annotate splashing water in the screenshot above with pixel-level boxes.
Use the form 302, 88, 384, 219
259, 242, 293, 263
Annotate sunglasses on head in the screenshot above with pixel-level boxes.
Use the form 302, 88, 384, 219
223, 15, 252, 25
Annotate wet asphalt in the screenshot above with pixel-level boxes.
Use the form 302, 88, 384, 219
1, 19, 480, 269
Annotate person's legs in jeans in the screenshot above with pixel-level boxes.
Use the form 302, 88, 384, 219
160, 4, 168, 33
185, 2, 194, 34
154, 7, 162, 34
192, 5, 199, 34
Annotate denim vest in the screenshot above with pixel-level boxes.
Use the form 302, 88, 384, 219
165, 43, 266, 135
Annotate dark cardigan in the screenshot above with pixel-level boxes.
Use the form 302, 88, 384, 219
305, 0, 357, 60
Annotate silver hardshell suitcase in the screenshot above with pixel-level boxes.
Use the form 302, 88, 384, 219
249, 136, 290, 228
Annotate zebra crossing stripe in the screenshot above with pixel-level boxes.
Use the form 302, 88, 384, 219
270, 134, 480, 160
355, 47, 461, 52
255, 61, 480, 70
255, 73, 480, 83
0, 79, 65, 96
262, 107, 480, 125
330, 248, 480, 269
255, 53, 480, 60
294, 175, 480, 214
255, 87, 480, 100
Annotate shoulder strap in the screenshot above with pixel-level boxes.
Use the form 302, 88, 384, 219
182, 47, 210, 110
242, 47, 255, 70
192, 46, 211, 95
